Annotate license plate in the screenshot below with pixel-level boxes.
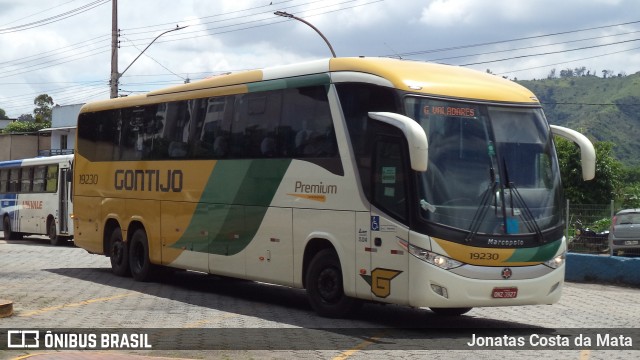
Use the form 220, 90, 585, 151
624, 240, 639, 245
492, 287, 518, 299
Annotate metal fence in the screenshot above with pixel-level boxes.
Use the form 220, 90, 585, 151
566, 200, 640, 257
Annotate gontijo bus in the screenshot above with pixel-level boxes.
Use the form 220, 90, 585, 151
1, 154, 74, 245
73, 57, 595, 317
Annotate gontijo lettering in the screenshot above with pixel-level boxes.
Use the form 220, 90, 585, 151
114, 169, 183, 192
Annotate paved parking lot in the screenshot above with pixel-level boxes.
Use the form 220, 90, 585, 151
1, 237, 639, 359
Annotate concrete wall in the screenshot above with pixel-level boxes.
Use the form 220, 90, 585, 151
0, 134, 51, 161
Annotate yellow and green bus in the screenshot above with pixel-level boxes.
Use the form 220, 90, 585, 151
73, 57, 595, 317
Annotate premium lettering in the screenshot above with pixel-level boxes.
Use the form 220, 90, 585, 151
294, 181, 337, 194
114, 169, 183, 192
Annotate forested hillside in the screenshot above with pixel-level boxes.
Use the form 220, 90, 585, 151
517, 72, 640, 166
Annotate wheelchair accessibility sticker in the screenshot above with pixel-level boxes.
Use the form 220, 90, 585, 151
371, 216, 380, 231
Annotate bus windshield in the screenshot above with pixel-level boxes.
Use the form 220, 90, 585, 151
404, 97, 563, 239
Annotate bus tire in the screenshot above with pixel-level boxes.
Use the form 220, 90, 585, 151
429, 307, 472, 316
129, 228, 154, 282
3, 216, 21, 240
109, 228, 130, 277
305, 248, 360, 318
48, 218, 61, 246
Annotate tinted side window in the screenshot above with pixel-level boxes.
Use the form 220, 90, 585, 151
76, 85, 338, 162
230, 91, 282, 158
0, 169, 8, 193
77, 111, 118, 161
336, 83, 401, 197
282, 86, 336, 158
33, 166, 46, 192
8, 169, 19, 192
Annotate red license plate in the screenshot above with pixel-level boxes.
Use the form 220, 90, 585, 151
492, 287, 518, 299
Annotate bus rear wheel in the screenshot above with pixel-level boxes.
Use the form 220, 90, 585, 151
109, 228, 130, 277
129, 228, 154, 282
305, 248, 360, 318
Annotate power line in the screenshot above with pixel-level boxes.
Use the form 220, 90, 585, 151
0, 0, 80, 27
497, 45, 640, 76
458, 37, 640, 66
383, 19, 640, 58
0, 0, 110, 34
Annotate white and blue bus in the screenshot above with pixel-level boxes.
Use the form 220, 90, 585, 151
0, 154, 73, 245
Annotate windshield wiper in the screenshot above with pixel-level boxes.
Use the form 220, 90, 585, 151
465, 166, 499, 242
502, 158, 544, 242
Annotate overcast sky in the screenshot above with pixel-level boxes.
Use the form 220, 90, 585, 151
1, 0, 640, 118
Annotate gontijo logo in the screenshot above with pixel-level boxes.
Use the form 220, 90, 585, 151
287, 180, 337, 202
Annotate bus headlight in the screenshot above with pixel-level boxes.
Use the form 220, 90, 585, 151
408, 243, 463, 270
543, 252, 565, 269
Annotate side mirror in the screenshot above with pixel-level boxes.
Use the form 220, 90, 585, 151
368, 112, 428, 171
550, 125, 596, 181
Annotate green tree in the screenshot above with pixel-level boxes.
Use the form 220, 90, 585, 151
34, 94, 54, 123
2, 120, 49, 133
555, 138, 622, 204
18, 113, 34, 122
0, 108, 8, 120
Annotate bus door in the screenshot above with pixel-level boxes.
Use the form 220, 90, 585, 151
59, 168, 71, 234
367, 131, 410, 305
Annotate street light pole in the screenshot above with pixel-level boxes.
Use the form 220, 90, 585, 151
110, 25, 188, 98
274, 11, 336, 58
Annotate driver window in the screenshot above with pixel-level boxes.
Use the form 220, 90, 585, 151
373, 137, 408, 223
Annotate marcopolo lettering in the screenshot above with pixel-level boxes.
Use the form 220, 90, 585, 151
114, 169, 183, 192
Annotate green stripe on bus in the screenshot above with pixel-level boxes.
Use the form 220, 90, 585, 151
247, 73, 331, 93
506, 240, 562, 262
172, 159, 291, 255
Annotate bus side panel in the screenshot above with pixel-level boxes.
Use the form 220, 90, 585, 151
160, 201, 209, 273
18, 193, 57, 236
292, 209, 356, 296
73, 196, 103, 254
207, 205, 245, 278
245, 206, 293, 286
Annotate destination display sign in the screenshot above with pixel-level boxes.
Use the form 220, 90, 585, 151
423, 105, 476, 118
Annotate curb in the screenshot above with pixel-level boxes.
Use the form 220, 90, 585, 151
566, 253, 640, 286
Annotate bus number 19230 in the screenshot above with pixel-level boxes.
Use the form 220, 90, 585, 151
79, 174, 98, 185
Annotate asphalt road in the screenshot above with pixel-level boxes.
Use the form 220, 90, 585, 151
1, 237, 638, 359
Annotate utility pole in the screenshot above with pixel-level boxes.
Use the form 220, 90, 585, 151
108, 0, 186, 99
110, 0, 118, 98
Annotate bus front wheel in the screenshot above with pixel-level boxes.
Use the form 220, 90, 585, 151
48, 218, 61, 246
305, 248, 360, 318
109, 228, 130, 277
129, 228, 154, 282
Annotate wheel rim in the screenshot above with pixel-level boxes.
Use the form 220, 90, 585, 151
317, 267, 341, 303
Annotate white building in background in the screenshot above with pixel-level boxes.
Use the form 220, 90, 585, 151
40, 103, 83, 156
